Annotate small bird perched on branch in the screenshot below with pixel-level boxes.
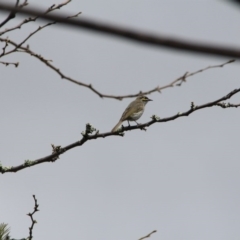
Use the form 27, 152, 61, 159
111, 95, 152, 132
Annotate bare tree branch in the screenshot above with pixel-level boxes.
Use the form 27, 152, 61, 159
0, 1, 235, 100
0, 3, 240, 58
0, 88, 239, 174
151, 59, 235, 92
1, 38, 9, 56
0, 1, 80, 67
0, 0, 70, 36
0, 36, 235, 99
0, 0, 28, 30
0, 0, 20, 28
27, 195, 39, 240
0, 60, 19, 67
4, 12, 81, 56
215, 102, 240, 108
138, 230, 157, 240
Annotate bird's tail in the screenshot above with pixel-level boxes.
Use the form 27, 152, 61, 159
111, 120, 123, 132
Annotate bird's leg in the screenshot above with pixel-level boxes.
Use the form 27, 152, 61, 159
128, 121, 131, 127
134, 120, 146, 131
134, 120, 140, 125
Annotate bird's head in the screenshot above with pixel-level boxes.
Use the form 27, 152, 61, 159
136, 95, 153, 104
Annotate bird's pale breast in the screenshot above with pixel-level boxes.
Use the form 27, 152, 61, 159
128, 110, 144, 121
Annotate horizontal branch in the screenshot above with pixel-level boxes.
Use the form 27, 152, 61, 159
0, 3, 240, 58
215, 102, 240, 108
0, 36, 235, 99
0, 60, 19, 67
1, 87, 239, 174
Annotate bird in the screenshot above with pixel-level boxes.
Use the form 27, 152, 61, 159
111, 95, 152, 132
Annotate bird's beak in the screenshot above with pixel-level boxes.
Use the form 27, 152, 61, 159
147, 98, 153, 101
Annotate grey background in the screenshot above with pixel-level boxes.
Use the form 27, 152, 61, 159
1, 0, 240, 239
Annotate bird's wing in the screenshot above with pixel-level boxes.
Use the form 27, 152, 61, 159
120, 101, 143, 121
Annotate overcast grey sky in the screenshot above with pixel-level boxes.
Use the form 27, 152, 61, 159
1, 0, 240, 239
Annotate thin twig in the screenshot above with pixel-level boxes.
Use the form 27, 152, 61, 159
18, 0, 28, 9
0, 3, 240, 58
144, 59, 235, 94
0, 60, 19, 67
0, 87, 239, 174
27, 195, 39, 240
0, 39, 9, 56
5, 11, 81, 55
0, 0, 70, 36
139, 230, 157, 240
0, 0, 20, 28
